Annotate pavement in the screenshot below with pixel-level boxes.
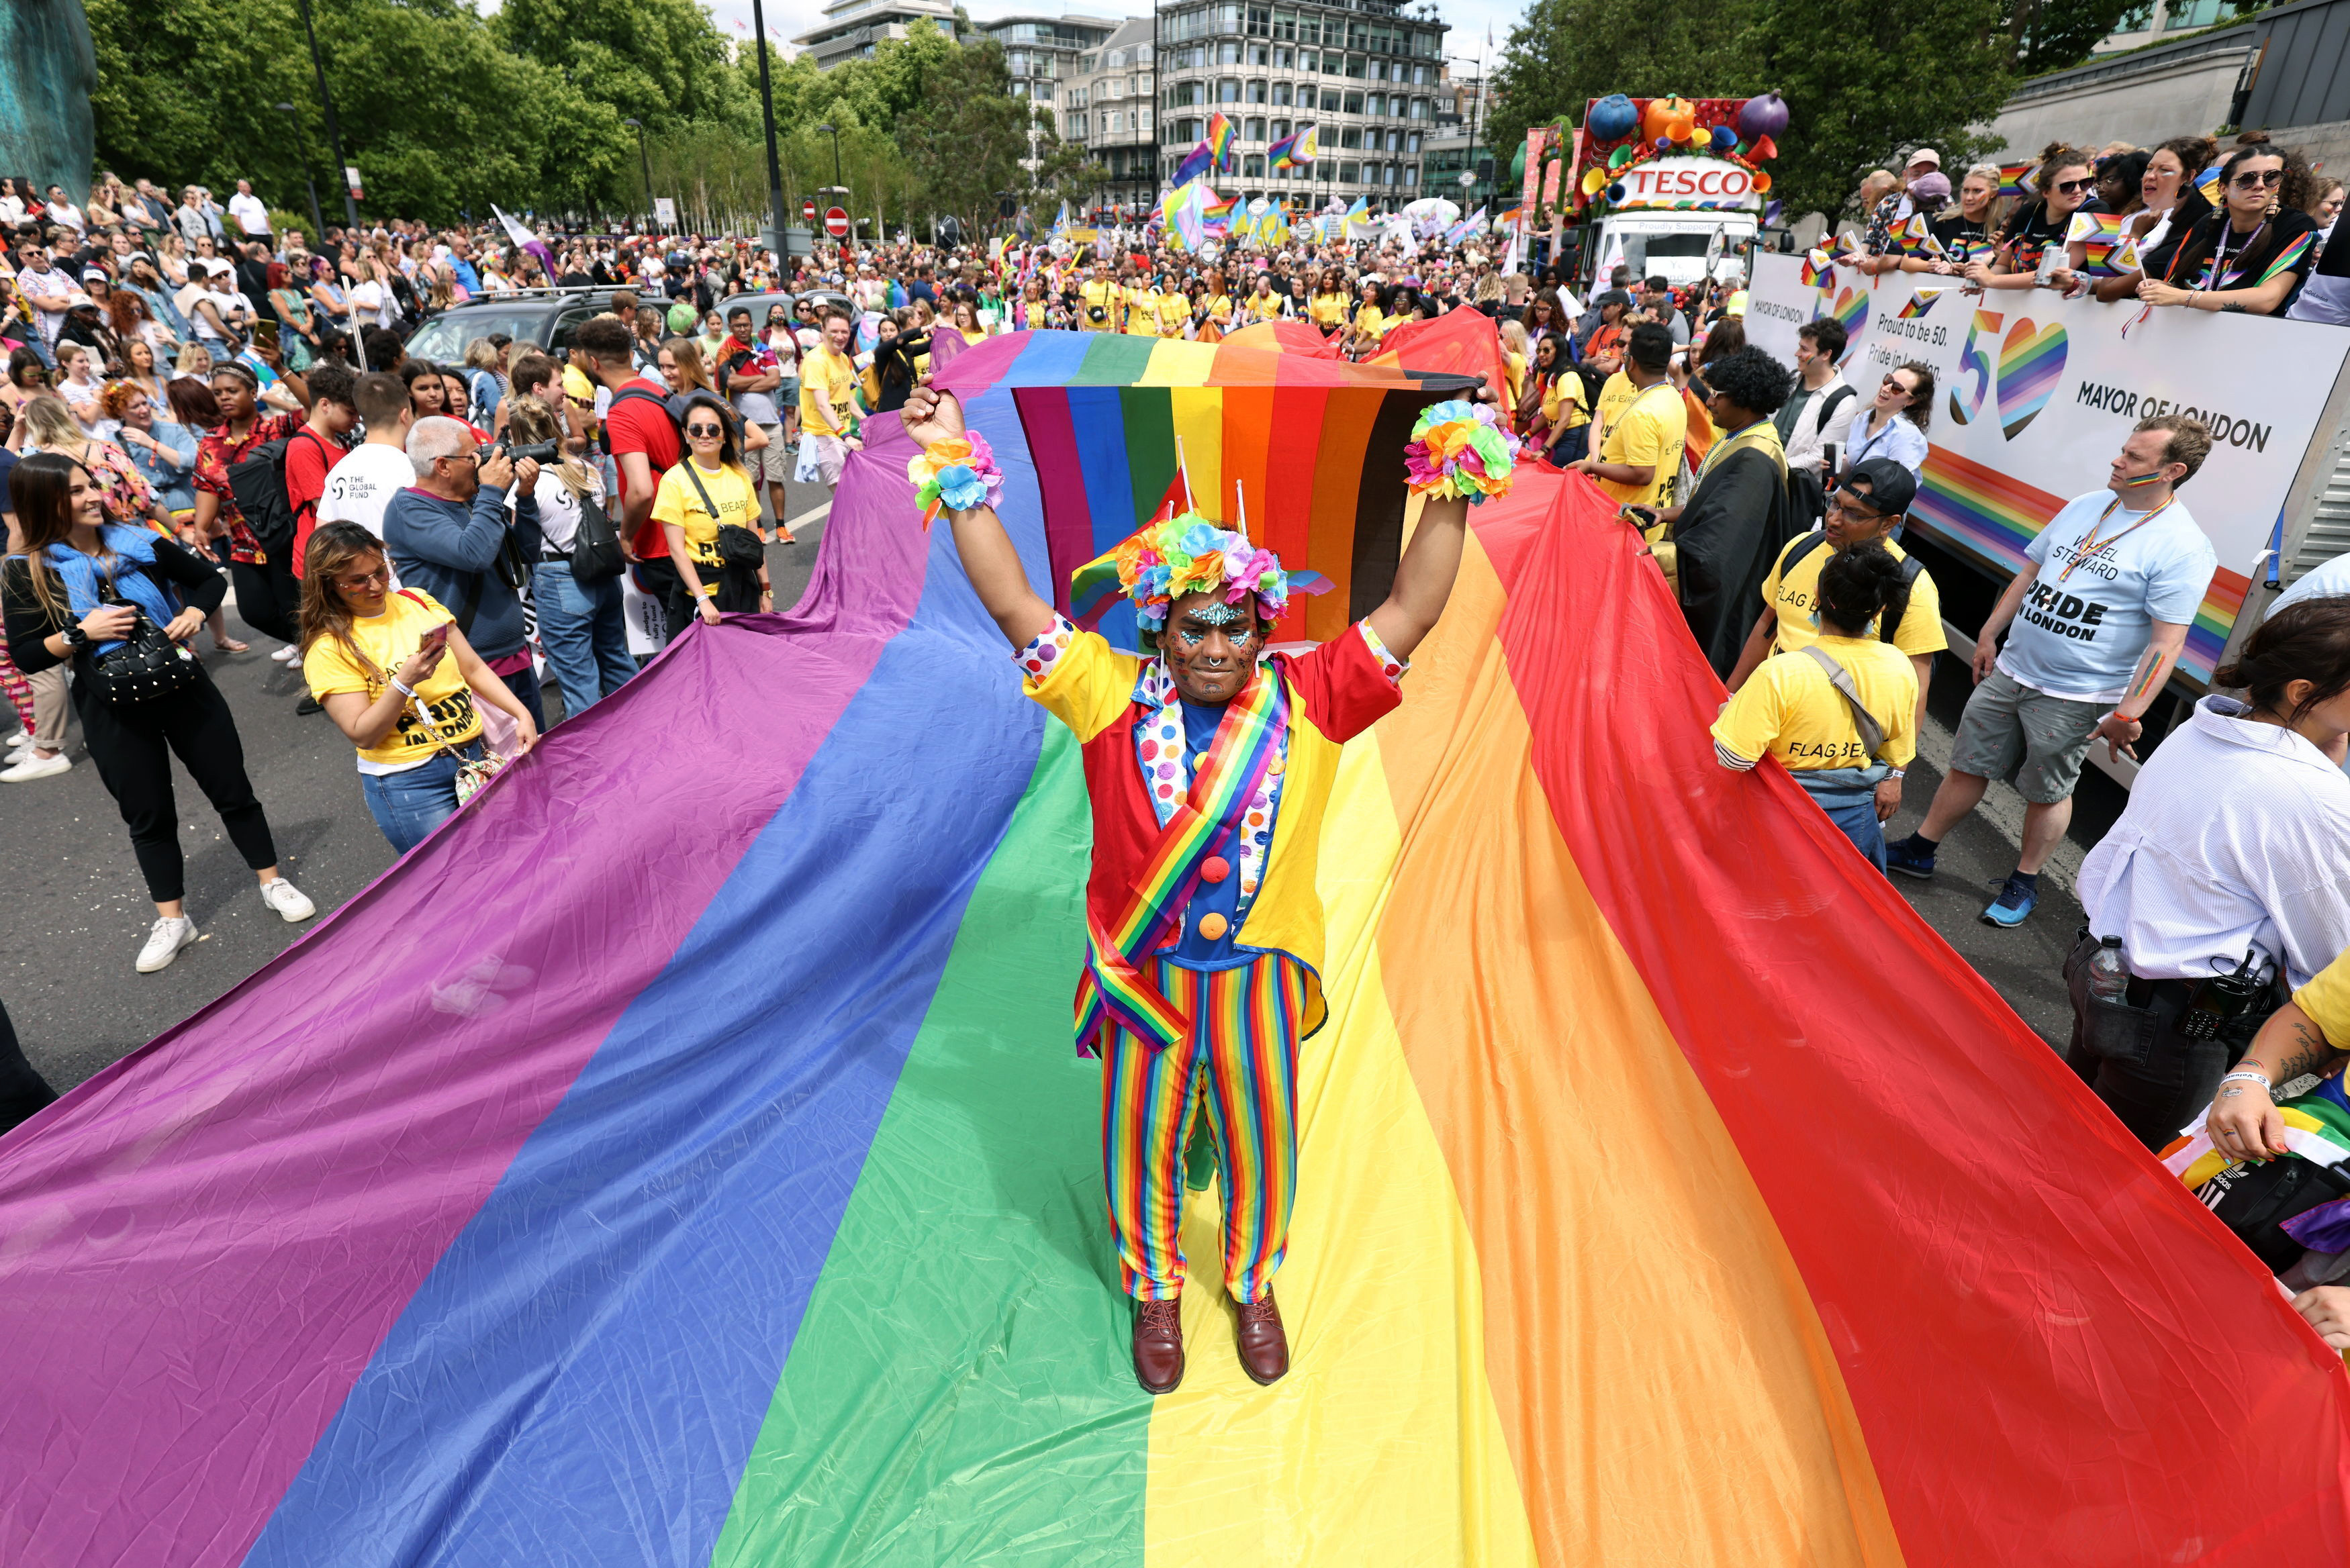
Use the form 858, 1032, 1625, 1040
2, 477, 834, 1093
5, 523, 2118, 1096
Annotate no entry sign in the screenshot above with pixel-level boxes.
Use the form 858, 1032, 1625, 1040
801, 199, 816, 224
824, 207, 850, 238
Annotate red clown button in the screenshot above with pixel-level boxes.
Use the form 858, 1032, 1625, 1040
1199, 855, 1231, 883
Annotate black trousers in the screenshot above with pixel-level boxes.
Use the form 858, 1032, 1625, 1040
76, 669, 277, 903
229, 551, 301, 644
2061, 932, 2270, 1152
0, 996, 57, 1138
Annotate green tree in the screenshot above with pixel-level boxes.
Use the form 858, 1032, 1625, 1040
1485, 0, 1762, 162
1756, 0, 2012, 219
493, 0, 753, 135
2005, 0, 2139, 75
898, 38, 1044, 236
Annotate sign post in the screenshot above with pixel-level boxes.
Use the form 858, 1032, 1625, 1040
653, 197, 676, 230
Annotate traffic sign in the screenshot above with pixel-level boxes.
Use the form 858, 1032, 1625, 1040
824, 206, 850, 238
802, 199, 817, 223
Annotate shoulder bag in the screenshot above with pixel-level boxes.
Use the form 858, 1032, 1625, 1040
86, 560, 202, 711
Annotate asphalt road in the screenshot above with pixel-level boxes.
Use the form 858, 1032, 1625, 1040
3, 519, 2114, 1097
1, 478, 835, 1093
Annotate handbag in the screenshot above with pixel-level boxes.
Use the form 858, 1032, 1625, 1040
85, 568, 202, 712
567, 487, 625, 584
682, 460, 768, 575
354, 595, 507, 804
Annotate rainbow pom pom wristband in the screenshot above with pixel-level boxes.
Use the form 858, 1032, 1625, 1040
1404, 399, 1521, 504
907, 432, 1006, 530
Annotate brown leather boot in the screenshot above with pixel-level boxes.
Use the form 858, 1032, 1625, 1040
1133, 1296, 1185, 1394
1235, 1287, 1288, 1385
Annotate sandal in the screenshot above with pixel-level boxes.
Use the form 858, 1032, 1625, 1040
211, 637, 250, 654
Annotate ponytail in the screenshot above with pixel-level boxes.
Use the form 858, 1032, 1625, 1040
1816, 542, 1912, 639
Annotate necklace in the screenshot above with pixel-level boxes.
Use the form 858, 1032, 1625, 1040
2055, 493, 2171, 584
2199, 214, 2268, 290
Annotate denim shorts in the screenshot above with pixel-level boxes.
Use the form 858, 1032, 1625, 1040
358, 742, 483, 856
1948, 668, 2105, 804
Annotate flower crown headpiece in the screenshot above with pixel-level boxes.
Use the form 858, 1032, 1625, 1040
1109, 511, 1307, 631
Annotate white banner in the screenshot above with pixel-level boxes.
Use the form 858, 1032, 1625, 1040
1746, 253, 2350, 681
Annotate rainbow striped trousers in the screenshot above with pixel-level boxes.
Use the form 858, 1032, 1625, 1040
1100, 954, 1305, 1304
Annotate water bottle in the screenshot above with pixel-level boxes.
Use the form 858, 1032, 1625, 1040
2087, 935, 2130, 1005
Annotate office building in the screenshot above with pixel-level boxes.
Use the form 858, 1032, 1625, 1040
794, 0, 963, 69
981, 13, 1124, 110
1155, 0, 1449, 206
1066, 17, 1160, 217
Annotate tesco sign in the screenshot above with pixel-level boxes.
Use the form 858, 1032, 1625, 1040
1617, 156, 1760, 209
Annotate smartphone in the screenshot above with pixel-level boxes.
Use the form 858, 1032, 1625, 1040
1621, 505, 1660, 532
418, 622, 452, 654
254, 318, 279, 347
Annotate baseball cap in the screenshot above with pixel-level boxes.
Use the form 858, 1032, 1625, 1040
1908, 173, 1952, 207
1907, 148, 1942, 170
1842, 457, 1918, 516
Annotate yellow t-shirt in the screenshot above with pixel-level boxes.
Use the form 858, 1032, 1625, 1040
302, 589, 483, 769
1711, 634, 1918, 771
561, 364, 597, 438
1243, 291, 1282, 324
1354, 303, 1389, 340
652, 459, 759, 583
1760, 534, 1949, 659
2294, 950, 2350, 1045
1078, 279, 1122, 330
1595, 379, 1687, 510
798, 346, 857, 438
1540, 373, 1589, 432
1202, 293, 1235, 329
1309, 292, 1348, 327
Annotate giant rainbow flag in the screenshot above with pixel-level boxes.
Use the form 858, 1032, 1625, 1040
3, 330, 2347, 1566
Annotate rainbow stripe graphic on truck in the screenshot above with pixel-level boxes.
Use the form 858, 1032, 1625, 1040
1996, 319, 2067, 440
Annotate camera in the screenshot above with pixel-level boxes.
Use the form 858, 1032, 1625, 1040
498, 440, 561, 466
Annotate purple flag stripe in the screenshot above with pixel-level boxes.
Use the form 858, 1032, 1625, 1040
0, 459, 931, 1567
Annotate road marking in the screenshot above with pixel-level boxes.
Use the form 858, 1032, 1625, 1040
784, 501, 831, 533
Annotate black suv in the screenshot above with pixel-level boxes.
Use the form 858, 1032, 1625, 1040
400, 286, 616, 364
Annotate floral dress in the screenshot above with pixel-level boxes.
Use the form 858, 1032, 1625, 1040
194, 412, 301, 564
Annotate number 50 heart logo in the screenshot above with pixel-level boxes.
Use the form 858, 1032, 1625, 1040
1944, 310, 2068, 440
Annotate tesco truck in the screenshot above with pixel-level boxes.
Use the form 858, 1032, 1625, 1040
1584, 158, 1762, 290
1534, 93, 1784, 291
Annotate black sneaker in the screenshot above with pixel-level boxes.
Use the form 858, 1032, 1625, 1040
295, 694, 324, 716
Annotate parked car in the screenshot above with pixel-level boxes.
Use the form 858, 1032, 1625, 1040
400, 286, 614, 364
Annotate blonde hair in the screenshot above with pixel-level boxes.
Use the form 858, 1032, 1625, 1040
19, 393, 83, 450
503, 397, 593, 500
175, 341, 214, 377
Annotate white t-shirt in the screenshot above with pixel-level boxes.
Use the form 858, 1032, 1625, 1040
348, 278, 391, 328
515, 464, 606, 552
228, 193, 271, 237
321, 442, 415, 544
1997, 489, 2218, 703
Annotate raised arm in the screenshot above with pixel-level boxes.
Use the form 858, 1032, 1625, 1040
902, 385, 1053, 648
1366, 495, 1468, 660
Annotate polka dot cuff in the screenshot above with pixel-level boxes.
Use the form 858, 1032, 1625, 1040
1014, 614, 1078, 681
1358, 621, 1409, 687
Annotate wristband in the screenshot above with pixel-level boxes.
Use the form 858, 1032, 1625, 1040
2218, 1069, 2275, 1092
906, 430, 1004, 531
390, 678, 417, 699
1404, 399, 1519, 503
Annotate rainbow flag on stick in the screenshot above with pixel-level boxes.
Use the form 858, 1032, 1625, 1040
1206, 109, 1238, 174
3, 328, 2337, 1566
2065, 209, 2128, 277
1269, 124, 1318, 170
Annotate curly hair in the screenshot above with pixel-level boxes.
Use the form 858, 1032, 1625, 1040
1703, 346, 1794, 418
97, 379, 148, 420
1892, 359, 1937, 435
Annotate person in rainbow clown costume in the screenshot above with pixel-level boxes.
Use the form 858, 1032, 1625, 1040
902, 381, 1517, 1393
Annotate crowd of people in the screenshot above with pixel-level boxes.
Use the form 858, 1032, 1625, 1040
7, 128, 2350, 1351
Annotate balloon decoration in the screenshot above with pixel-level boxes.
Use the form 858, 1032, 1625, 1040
1642, 95, 1697, 143
1558, 92, 1791, 217
1737, 91, 1790, 146
1587, 93, 1640, 143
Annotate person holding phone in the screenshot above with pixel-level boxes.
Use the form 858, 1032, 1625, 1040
300, 520, 538, 853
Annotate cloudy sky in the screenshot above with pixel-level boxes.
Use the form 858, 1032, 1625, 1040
688, 0, 1521, 70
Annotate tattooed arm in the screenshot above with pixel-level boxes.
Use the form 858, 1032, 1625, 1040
2091, 619, 2190, 763
2204, 1003, 2345, 1161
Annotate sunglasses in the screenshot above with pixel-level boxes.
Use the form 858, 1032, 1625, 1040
335, 565, 391, 590
2231, 168, 2286, 190
2051, 177, 2095, 195
685, 423, 724, 438
1881, 374, 1916, 395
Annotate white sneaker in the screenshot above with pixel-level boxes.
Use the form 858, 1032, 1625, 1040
136, 915, 199, 973
260, 877, 317, 922
270, 644, 298, 664
4, 729, 29, 750
0, 750, 70, 783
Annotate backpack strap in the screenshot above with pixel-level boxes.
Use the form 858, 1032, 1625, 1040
1882, 556, 1925, 643
1797, 644, 1887, 760
1781, 530, 1828, 577
1813, 381, 1856, 436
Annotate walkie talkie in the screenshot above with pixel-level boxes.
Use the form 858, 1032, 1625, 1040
2180, 949, 2266, 1042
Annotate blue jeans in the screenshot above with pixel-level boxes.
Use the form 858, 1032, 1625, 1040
359, 744, 481, 854
530, 560, 635, 722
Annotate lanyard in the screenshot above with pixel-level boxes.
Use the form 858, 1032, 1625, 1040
2055, 494, 2170, 584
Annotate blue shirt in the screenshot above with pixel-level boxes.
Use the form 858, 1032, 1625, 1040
1999, 488, 2218, 703
128, 418, 199, 512
383, 483, 540, 660
1843, 409, 1927, 477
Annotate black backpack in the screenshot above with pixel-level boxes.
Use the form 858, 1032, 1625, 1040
224, 427, 330, 559
1779, 531, 1923, 643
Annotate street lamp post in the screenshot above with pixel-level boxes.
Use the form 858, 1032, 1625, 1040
621, 117, 655, 234
749, 0, 788, 256
293, 0, 359, 230
275, 102, 327, 244
814, 122, 847, 256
